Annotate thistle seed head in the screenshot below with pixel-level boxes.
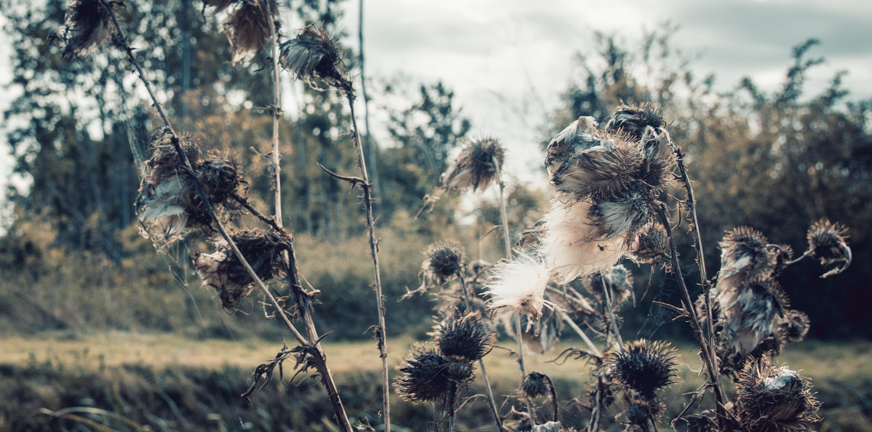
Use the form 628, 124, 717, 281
719, 276, 789, 357
716, 227, 777, 292
736, 356, 821, 432
49, 0, 116, 60
432, 311, 495, 362
778, 310, 810, 344
421, 241, 466, 286
630, 224, 670, 265
545, 116, 600, 183
441, 137, 506, 192
395, 346, 471, 403
610, 339, 678, 400
622, 397, 665, 430
605, 103, 665, 142
807, 220, 851, 277
588, 187, 653, 240
197, 154, 243, 205
520, 372, 550, 399
539, 199, 628, 284
280, 24, 351, 91
225, 0, 279, 64
583, 264, 634, 309
484, 253, 550, 323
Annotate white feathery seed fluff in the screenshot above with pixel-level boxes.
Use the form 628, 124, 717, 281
539, 200, 627, 284
722, 285, 783, 355
138, 175, 189, 239
485, 253, 551, 323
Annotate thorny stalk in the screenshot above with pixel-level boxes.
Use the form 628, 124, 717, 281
457, 274, 505, 432
668, 141, 723, 401
344, 91, 392, 432
588, 372, 606, 432
266, 1, 283, 228
494, 157, 513, 258
101, 2, 352, 429
656, 203, 728, 428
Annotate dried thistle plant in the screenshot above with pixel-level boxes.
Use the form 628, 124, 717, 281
629, 224, 670, 265
604, 102, 665, 142
224, 0, 279, 64
280, 24, 351, 91
735, 356, 821, 432
806, 220, 851, 277
539, 119, 675, 284
48, 0, 116, 59
610, 339, 678, 400
136, 132, 242, 243
441, 137, 506, 192
422, 241, 466, 286
432, 311, 495, 363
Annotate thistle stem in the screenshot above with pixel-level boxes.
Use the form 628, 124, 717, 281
600, 274, 623, 350
668, 141, 722, 402
655, 203, 728, 428
494, 158, 512, 258
345, 91, 391, 432
267, 2, 283, 228
515, 312, 536, 426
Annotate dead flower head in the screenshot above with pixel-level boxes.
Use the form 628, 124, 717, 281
605, 102, 665, 142
193, 229, 290, 310
421, 241, 466, 286
630, 224, 670, 265
48, 0, 117, 60
583, 264, 634, 309
137, 132, 242, 242
622, 397, 666, 431
432, 311, 495, 362
280, 24, 351, 91
719, 276, 790, 358
806, 220, 851, 278
736, 356, 821, 432
395, 346, 472, 403
441, 137, 506, 192
610, 339, 678, 400
484, 253, 551, 323
520, 371, 551, 400
224, 0, 279, 64
778, 310, 810, 344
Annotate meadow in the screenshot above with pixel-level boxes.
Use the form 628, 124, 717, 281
1, 332, 870, 431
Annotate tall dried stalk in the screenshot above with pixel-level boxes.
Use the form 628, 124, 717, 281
100, 2, 352, 429
656, 203, 728, 428
344, 91, 392, 432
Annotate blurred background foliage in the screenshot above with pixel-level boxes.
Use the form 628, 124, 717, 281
0, 0, 870, 346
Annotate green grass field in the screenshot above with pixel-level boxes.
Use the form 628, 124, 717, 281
1, 332, 870, 431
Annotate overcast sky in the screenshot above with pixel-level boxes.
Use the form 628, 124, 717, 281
2, 0, 872, 203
